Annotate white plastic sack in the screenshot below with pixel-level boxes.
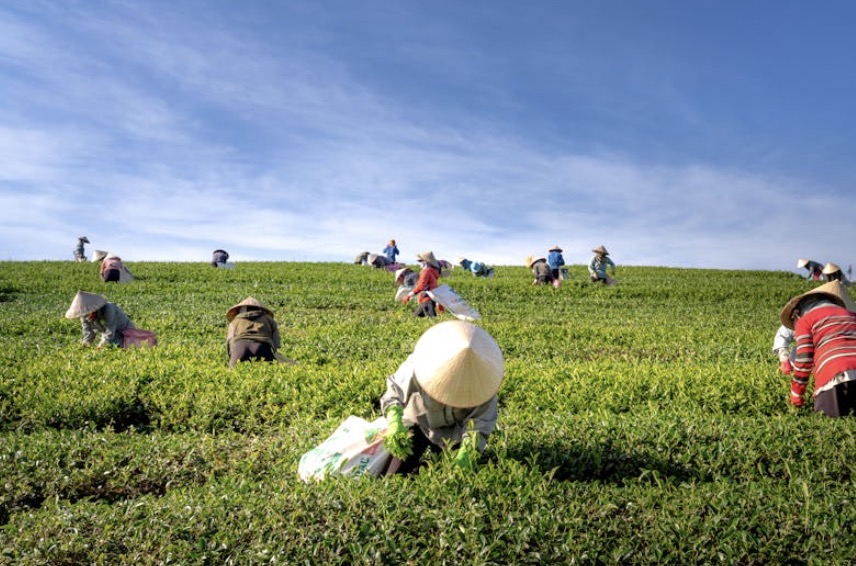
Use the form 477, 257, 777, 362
395, 285, 413, 303
298, 416, 391, 482
427, 284, 480, 321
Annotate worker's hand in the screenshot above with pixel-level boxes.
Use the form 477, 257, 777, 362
453, 432, 480, 470
779, 358, 793, 375
788, 393, 805, 408
384, 405, 412, 460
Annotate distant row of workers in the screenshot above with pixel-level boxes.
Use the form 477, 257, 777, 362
797, 258, 851, 285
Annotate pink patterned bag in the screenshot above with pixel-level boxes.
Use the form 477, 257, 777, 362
123, 328, 158, 348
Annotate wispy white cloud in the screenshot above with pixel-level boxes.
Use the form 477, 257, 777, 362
2, 2, 853, 272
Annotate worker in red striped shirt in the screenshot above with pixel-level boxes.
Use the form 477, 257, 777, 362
779, 281, 856, 416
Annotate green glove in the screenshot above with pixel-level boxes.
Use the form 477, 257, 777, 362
384, 405, 413, 460
454, 432, 480, 469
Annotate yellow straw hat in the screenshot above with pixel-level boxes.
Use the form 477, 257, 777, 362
394, 267, 412, 283
65, 291, 108, 318
226, 297, 275, 322
416, 251, 440, 269
822, 262, 841, 275
412, 320, 504, 408
779, 280, 856, 329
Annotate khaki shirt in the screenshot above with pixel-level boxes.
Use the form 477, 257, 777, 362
380, 355, 498, 451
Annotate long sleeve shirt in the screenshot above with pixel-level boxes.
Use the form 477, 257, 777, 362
547, 251, 565, 270
380, 354, 498, 451
803, 261, 823, 280
589, 255, 615, 278
383, 244, 399, 262
791, 302, 856, 398
81, 303, 134, 347
227, 311, 281, 351
772, 325, 795, 361
411, 266, 440, 303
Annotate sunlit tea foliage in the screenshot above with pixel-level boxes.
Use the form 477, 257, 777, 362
1, 260, 853, 564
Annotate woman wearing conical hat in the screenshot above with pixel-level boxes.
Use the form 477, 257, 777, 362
380, 320, 504, 474
796, 258, 823, 281
402, 251, 443, 317
822, 262, 851, 287
211, 249, 230, 268
588, 245, 616, 285
779, 281, 856, 416
99, 253, 133, 283
547, 245, 565, 282
226, 297, 293, 368
457, 257, 494, 278
65, 291, 135, 349
525, 255, 554, 286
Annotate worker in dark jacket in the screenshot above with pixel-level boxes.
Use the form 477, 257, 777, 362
226, 297, 293, 368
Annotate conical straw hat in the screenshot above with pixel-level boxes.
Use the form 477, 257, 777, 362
65, 291, 107, 318
416, 251, 439, 268
412, 320, 504, 408
779, 280, 856, 329
394, 267, 411, 283
92, 250, 108, 262
549, 245, 563, 252
226, 297, 274, 321
796, 258, 809, 268
823, 262, 841, 275
592, 245, 609, 255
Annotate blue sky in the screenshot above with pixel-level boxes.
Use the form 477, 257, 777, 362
1, 0, 854, 271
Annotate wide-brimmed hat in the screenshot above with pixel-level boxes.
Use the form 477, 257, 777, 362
226, 297, 275, 321
823, 262, 842, 275
549, 245, 563, 252
65, 291, 107, 319
394, 267, 412, 283
779, 280, 856, 329
92, 250, 108, 262
79, 236, 90, 243
525, 255, 545, 268
416, 251, 440, 268
592, 245, 609, 256
796, 258, 811, 268
412, 320, 504, 408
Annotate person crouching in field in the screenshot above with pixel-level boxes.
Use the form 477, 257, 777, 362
457, 257, 495, 278
99, 254, 133, 283
226, 297, 294, 368
402, 251, 443, 317
780, 281, 856, 416
823, 262, 851, 286
211, 249, 230, 268
526, 255, 554, 286
589, 245, 616, 285
381, 320, 503, 474
65, 291, 134, 349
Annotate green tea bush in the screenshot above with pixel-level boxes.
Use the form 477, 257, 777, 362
1, 260, 853, 564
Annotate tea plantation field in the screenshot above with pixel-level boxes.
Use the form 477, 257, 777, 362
2, 260, 855, 564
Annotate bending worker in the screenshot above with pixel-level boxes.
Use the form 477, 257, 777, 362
779, 280, 856, 416
226, 297, 293, 368
65, 291, 134, 349
381, 320, 504, 474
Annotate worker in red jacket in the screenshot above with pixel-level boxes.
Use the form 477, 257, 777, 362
780, 281, 856, 416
